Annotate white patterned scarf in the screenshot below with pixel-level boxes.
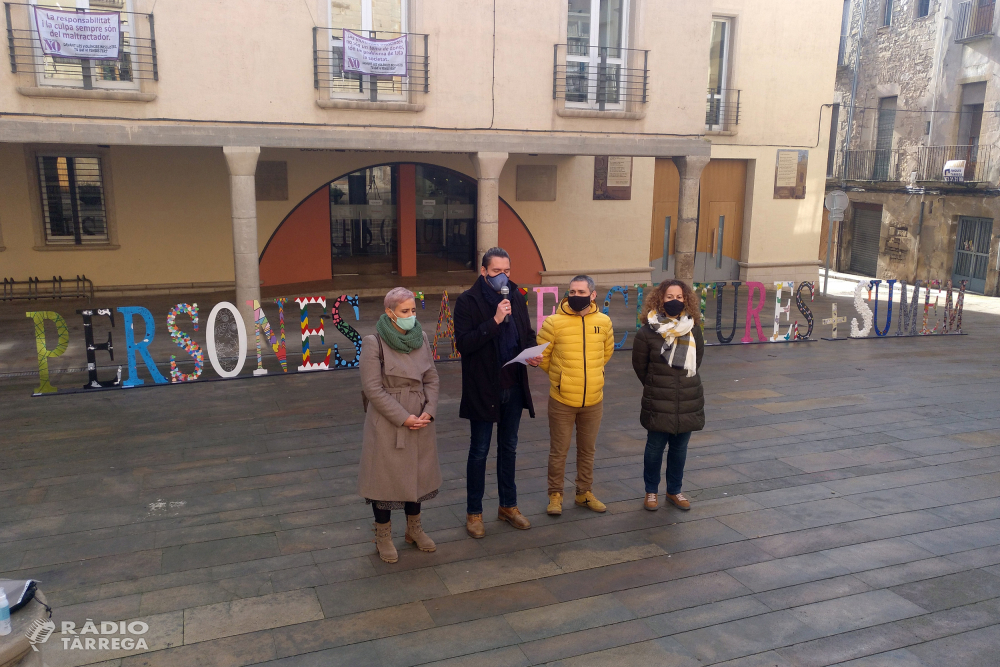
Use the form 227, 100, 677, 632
647, 311, 697, 377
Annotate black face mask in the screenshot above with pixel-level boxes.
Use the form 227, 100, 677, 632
663, 299, 686, 317
567, 295, 592, 312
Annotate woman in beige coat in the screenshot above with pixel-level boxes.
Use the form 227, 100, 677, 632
358, 287, 443, 563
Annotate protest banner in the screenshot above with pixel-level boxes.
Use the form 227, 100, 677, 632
33, 6, 121, 61
342, 30, 407, 76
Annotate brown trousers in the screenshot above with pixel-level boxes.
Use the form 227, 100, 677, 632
547, 396, 604, 495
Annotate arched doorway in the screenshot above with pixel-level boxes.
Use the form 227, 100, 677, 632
259, 162, 545, 289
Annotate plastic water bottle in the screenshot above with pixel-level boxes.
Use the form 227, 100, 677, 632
0, 587, 11, 636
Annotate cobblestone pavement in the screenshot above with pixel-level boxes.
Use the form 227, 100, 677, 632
1, 279, 999, 666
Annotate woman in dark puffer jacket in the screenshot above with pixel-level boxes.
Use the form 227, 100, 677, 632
632, 279, 705, 512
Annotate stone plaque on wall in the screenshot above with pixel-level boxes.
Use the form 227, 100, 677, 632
516, 165, 557, 201
256, 161, 289, 201
773, 150, 808, 199
593, 156, 632, 200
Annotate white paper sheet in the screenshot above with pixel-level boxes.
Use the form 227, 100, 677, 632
503, 342, 549, 367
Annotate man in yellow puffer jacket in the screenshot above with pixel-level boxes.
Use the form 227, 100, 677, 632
537, 275, 615, 516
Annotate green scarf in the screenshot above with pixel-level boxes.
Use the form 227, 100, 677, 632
376, 313, 425, 353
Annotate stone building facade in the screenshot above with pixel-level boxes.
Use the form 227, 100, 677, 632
826, 0, 1000, 294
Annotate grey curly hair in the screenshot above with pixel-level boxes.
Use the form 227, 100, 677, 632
384, 287, 416, 311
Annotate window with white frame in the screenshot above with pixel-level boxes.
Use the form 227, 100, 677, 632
29, 0, 138, 90
327, 0, 407, 100
706, 17, 732, 130
565, 0, 629, 110
882, 0, 893, 27
37, 155, 109, 245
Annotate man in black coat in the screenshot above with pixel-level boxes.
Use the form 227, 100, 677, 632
455, 247, 541, 538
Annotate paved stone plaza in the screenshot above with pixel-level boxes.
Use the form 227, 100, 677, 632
1, 281, 1000, 666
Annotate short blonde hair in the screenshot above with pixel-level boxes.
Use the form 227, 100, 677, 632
384, 287, 415, 311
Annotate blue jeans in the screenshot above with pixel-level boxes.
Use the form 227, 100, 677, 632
643, 430, 691, 495
467, 385, 523, 514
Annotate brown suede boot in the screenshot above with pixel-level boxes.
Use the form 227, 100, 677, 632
373, 521, 398, 563
404, 513, 436, 552
498, 506, 531, 530
466, 513, 485, 539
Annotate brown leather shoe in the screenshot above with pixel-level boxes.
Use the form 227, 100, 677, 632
466, 513, 485, 539
666, 493, 691, 510
644, 493, 658, 511
498, 506, 531, 530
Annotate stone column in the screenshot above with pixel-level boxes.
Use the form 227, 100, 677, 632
470, 152, 508, 266
223, 146, 261, 338
671, 155, 710, 282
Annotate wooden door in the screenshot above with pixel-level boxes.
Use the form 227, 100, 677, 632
649, 159, 680, 283
696, 160, 746, 282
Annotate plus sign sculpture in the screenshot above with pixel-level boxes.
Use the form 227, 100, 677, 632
822, 303, 847, 339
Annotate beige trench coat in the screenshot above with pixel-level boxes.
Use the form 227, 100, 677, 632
357, 333, 442, 503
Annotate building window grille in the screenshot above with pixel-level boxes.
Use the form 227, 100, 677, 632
3, 0, 156, 90
559, 0, 643, 111
317, 0, 425, 102
955, 0, 995, 42
37, 156, 109, 245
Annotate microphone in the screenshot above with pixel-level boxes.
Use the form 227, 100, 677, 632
500, 285, 511, 323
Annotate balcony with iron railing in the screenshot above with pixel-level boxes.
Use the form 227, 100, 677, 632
955, 0, 995, 42
706, 88, 740, 132
313, 28, 428, 108
553, 44, 649, 114
916, 145, 996, 183
4, 2, 157, 92
829, 149, 904, 182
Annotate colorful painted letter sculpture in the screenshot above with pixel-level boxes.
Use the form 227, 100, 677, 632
249, 298, 288, 376
167, 303, 203, 383
22, 280, 967, 395
602, 286, 630, 349
329, 295, 363, 368
431, 290, 459, 360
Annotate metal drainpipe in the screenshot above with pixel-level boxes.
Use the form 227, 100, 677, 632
913, 199, 925, 281
926, 4, 950, 147
842, 0, 869, 179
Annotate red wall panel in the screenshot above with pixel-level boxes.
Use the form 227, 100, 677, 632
398, 164, 417, 277
499, 199, 545, 286
259, 188, 331, 287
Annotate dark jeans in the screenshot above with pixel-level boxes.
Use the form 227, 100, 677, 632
643, 430, 692, 495
467, 385, 524, 514
372, 502, 420, 524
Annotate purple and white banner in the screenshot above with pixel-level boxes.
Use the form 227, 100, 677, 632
342, 30, 407, 76
33, 7, 120, 61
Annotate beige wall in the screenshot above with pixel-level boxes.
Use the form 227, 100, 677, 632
498, 155, 655, 277
710, 0, 842, 285
0, 143, 234, 287
0, 0, 845, 292
0, 146, 659, 288
0, 0, 708, 138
